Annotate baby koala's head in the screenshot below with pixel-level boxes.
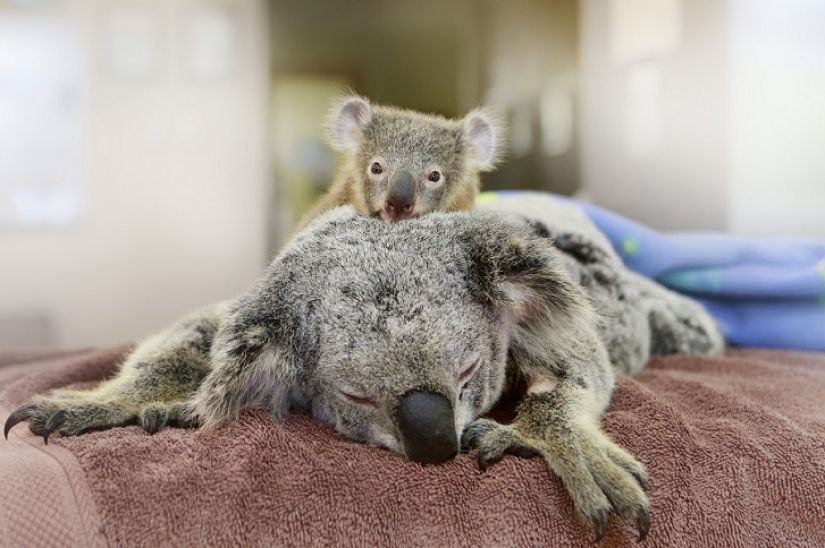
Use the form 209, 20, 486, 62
327, 96, 504, 221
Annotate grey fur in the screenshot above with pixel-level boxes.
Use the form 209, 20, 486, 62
477, 194, 724, 375
297, 95, 504, 228
6, 195, 723, 541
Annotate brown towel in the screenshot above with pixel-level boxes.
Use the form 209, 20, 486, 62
2, 347, 824, 547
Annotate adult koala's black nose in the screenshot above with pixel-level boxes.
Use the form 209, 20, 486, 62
396, 391, 458, 464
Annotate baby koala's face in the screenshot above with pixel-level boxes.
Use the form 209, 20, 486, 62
327, 96, 502, 222
355, 112, 469, 222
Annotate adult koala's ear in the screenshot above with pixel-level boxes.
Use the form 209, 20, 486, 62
327, 95, 372, 153
189, 277, 309, 429
465, 218, 595, 340
460, 109, 505, 171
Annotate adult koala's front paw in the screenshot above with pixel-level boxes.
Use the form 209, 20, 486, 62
4, 394, 193, 443
461, 418, 541, 469
462, 418, 650, 543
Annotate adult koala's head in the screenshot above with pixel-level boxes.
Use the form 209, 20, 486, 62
194, 207, 591, 464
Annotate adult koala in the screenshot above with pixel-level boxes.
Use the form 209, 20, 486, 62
6, 194, 723, 541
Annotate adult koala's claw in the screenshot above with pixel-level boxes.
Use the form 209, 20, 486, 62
631, 470, 648, 490
42, 410, 68, 444
3, 403, 36, 439
477, 449, 504, 472
637, 507, 651, 541
593, 508, 608, 543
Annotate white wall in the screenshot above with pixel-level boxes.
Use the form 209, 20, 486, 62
0, 0, 270, 349
580, 0, 729, 232
728, 0, 825, 240
580, 0, 825, 239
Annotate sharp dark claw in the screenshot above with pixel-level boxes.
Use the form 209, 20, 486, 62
637, 507, 650, 542
4, 403, 37, 439
593, 508, 609, 543
477, 450, 503, 472
460, 437, 473, 453
42, 410, 68, 444
143, 413, 163, 435
477, 451, 488, 472
460, 431, 479, 452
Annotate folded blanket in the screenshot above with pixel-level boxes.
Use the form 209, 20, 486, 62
481, 192, 825, 352
2, 347, 824, 547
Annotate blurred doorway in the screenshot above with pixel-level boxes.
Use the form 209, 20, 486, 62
269, 75, 350, 244
267, 0, 581, 251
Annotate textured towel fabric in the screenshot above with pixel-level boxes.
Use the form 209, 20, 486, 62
479, 192, 825, 352
0, 348, 128, 548
1, 347, 824, 547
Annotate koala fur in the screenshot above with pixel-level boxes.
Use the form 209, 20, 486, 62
296, 95, 503, 228
6, 194, 723, 542
476, 194, 724, 376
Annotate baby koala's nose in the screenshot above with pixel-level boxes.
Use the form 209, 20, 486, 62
396, 391, 458, 464
385, 171, 416, 221
385, 200, 414, 221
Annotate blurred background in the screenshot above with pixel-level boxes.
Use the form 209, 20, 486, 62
1, 0, 823, 350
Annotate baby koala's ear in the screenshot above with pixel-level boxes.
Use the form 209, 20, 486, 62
327, 95, 372, 153
461, 109, 505, 171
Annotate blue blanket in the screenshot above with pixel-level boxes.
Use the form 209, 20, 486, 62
484, 192, 825, 352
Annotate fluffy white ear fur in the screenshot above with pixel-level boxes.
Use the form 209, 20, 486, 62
328, 96, 372, 153
462, 109, 503, 171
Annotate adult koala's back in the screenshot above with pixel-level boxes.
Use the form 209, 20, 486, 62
476, 193, 724, 375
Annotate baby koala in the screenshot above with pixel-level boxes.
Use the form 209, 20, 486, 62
6, 196, 723, 542
296, 95, 503, 228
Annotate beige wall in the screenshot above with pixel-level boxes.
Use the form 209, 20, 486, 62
0, 0, 270, 349
580, 0, 729, 231
727, 0, 825, 240
483, 0, 581, 197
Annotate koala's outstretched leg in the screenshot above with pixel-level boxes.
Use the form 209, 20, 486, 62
4, 304, 224, 442
463, 379, 650, 542
4, 394, 198, 443
629, 272, 725, 356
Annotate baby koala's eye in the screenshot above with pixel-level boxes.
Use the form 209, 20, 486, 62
427, 171, 441, 183
339, 388, 377, 408
370, 162, 383, 175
